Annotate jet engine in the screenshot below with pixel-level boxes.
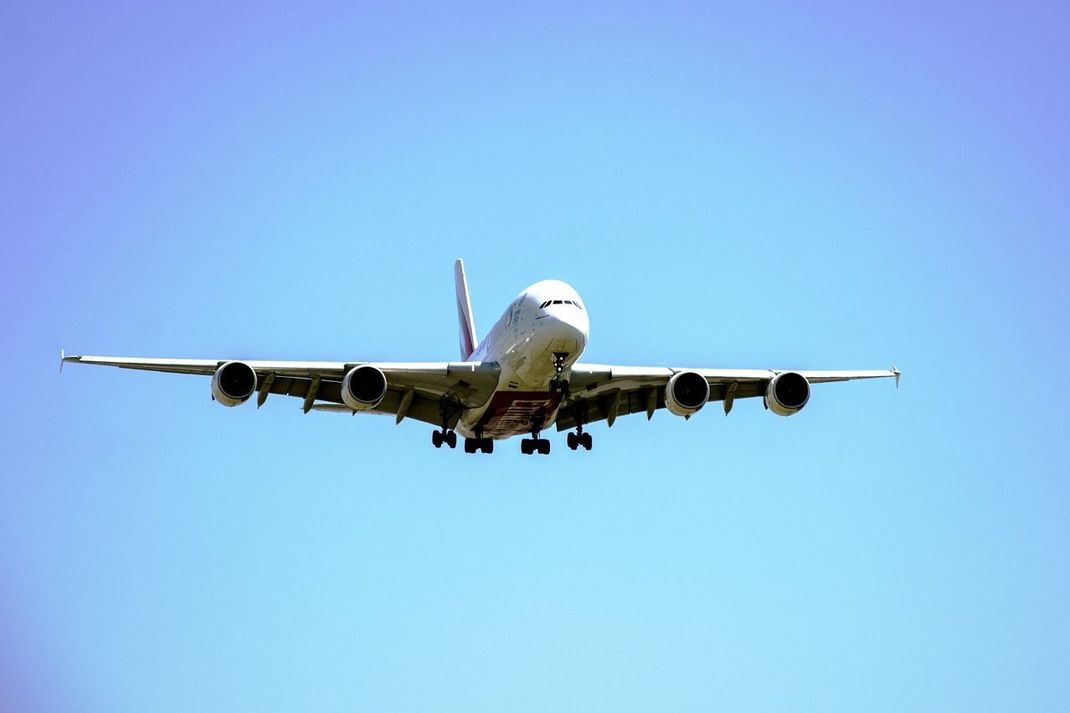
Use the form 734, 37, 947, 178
765, 371, 810, 416
211, 361, 257, 407
341, 365, 388, 411
665, 370, 710, 417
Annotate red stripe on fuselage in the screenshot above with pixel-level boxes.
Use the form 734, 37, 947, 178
478, 390, 562, 438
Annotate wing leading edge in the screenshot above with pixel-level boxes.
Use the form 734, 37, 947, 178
556, 363, 899, 430
61, 354, 501, 428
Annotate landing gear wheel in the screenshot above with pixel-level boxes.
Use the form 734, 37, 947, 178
568, 420, 591, 451
433, 429, 457, 449
522, 415, 551, 455
522, 438, 551, 455
465, 437, 493, 454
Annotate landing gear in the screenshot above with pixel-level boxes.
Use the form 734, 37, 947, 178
567, 430, 593, 451
462, 426, 493, 454
565, 402, 592, 451
521, 438, 551, 455
432, 429, 457, 449
464, 436, 494, 454
521, 415, 551, 455
549, 352, 570, 395
433, 398, 460, 449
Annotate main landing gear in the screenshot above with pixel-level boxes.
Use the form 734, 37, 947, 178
464, 434, 494, 454
521, 416, 551, 455
521, 438, 550, 455
433, 398, 461, 450
567, 427, 593, 451
431, 428, 457, 449
548, 352, 570, 395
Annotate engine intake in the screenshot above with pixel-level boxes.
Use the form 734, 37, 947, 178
665, 371, 710, 417
766, 371, 810, 416
212, 361, 257, 407
341, 365, 388, 411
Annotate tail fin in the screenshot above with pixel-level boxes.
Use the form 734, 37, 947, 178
454, 258, 478, 360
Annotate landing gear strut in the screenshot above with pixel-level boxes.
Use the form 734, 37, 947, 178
566, 401, 592, 451
464, 427, 494, 454
567, 426, 593, 451
549, 352, 570, 395
432, 398, 458, 449
521, 416, 551, 455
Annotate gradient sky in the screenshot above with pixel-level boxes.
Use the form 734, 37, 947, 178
3, 2, 1069, 711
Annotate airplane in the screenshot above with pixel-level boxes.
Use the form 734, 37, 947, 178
62, 259, 899, 455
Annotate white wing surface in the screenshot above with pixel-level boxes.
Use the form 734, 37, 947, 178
556, 363, 899, 429
62, 354, 501, 428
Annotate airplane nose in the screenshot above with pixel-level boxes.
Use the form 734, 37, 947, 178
544, 309, 589, 357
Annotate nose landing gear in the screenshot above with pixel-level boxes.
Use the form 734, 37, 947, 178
549, 352, 570, 395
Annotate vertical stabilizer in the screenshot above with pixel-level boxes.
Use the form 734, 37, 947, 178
454, 259, 478, 360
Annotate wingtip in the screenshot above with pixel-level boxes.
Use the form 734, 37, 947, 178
60, 349, 79, 373
892, 364, 901, 388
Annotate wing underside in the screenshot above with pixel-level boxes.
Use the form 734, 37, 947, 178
61, 354, 501, 428
62, 353, 897, 432
555, 364, 899, 430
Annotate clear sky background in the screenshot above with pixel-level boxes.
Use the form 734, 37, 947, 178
3, 2, 1069, 711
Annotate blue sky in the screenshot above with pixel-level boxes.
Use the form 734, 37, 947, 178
3, 3, 1069, 711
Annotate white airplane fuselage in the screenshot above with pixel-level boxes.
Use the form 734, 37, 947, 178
458, 279, 590, 439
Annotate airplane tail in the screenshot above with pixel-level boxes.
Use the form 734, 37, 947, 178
454, 258, 478, 360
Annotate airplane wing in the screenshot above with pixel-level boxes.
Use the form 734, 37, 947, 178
555, 363, 900, 430
61, 354, 501, 428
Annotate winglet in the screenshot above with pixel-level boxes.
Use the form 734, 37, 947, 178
61, 349, 80, 373
892, 364, 901, 388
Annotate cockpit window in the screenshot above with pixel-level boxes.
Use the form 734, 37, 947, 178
539, 299, 583, 309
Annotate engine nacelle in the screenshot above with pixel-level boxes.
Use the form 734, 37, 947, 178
765, 371, 810, 416
665, 370, 710, 417
341, 365, 388, 411
211, 361, 257, 407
